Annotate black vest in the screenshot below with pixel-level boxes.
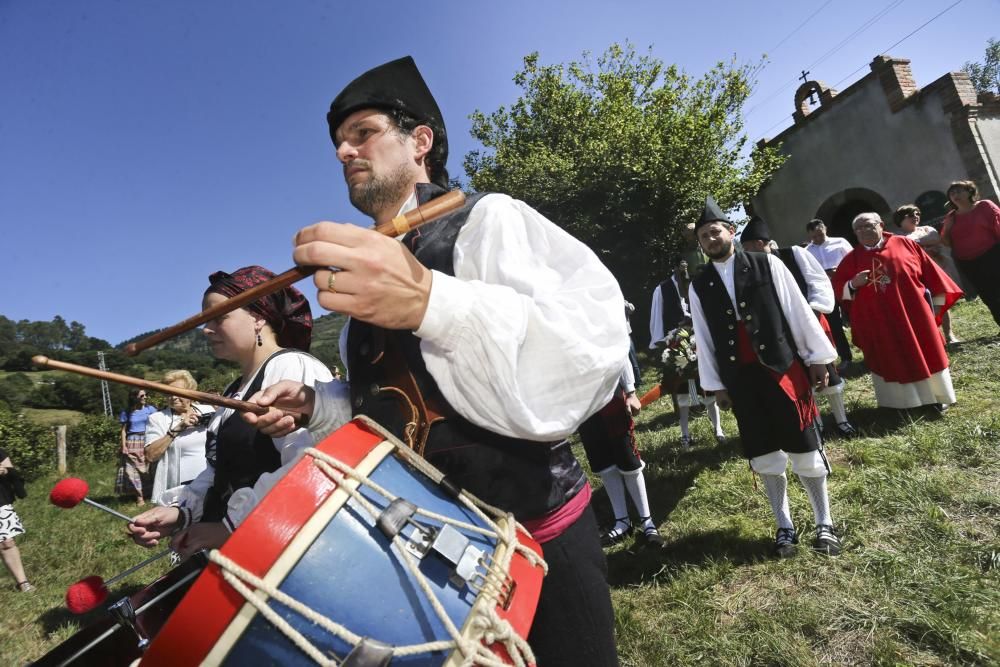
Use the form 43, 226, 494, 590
776, 247, 809, 300
658, 277, 687, 334
692, 251, 798, 389
203, 350, 303, 522
346, 184, 586, 521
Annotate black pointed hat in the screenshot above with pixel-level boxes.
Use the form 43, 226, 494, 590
740, 215, 771, 243
695, 196, 732, 230
326, 56, 447, 161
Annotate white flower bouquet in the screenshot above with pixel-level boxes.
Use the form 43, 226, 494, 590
660, 325, 699, 381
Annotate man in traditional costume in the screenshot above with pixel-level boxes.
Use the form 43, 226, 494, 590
579, 359, 665, 548
832, 213, 962, 413
806, 219, 855, 372
689, 198, 842, 557
649, 260, 725, 447
740, 216, 858, 437
243, 57, 625, 665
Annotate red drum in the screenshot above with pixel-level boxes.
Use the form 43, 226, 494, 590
32, 554, 205, 667
143, 417, 546, 666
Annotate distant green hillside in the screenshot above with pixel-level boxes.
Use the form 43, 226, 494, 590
1, 311, 348, 416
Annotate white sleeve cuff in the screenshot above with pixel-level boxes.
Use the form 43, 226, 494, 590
414, 271, 475, 348
307, 380, 353, 443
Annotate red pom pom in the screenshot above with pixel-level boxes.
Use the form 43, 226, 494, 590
65, 575, 108, 614
50, 478, 89, 508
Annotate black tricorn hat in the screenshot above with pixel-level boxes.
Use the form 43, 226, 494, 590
740, 215, 771, 243
326, 56, 447, 161
695, 196, 732, 230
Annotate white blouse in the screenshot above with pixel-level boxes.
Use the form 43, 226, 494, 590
145, 404, 213, 505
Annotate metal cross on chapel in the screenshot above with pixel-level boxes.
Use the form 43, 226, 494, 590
800, 70, 817, 105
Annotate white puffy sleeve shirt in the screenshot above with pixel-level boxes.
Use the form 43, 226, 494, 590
689, 253, 837, 392
311, 193, 629, 442
790, 245, 835, 314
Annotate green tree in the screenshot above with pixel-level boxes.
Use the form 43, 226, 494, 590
464, 43, 784, 308
963, 38, 1000, 95
0, 373, 33, 410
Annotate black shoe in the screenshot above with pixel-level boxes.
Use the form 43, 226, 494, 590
715, 434, 728, 445
679, 435, 694, 449
600, 519, 633, 547
774, 527, 798, 558
636, 519, 665, 548
813, 524, 842, 556
835, 421, 859, 438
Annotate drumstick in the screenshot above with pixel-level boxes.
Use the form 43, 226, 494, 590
125, 190, 467, 356
32, 355, 271, 416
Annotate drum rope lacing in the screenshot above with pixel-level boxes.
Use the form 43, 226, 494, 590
208, 445, 547, 666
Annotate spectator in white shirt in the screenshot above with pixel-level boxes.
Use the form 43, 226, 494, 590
805, 219, 855, 371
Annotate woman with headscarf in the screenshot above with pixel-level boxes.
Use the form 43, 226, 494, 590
128, 266, 333, 556
144, 369, 214, 505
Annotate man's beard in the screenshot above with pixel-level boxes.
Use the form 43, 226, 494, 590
705, 239, 733, 260
346, 160, 412, 217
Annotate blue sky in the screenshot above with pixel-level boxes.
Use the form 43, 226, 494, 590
1, 0, 996, 344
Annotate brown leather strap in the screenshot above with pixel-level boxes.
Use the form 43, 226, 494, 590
368, 331, 448, 455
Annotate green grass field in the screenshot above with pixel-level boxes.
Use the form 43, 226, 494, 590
1, 301, 997, 665
20, 408, 86, 428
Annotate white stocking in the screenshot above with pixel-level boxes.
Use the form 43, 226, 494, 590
798, 473, 833, 527
703, 396, 724, 437
598, 465, 629, 523
675, 401, 691, 438
819, 383, 849, 424
622, 467, 655, 529
760, 472, 794, 530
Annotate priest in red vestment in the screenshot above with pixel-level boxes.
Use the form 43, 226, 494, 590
832, 212, 963, 411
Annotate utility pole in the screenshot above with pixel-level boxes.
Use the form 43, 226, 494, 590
97, 351, 113, 417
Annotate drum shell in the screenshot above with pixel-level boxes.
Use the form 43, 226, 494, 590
143, 417, 545, 666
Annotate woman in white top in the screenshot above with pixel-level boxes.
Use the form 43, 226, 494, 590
145, 369, 214, 505
894, 204, 961, 344
128, 266, 332, 557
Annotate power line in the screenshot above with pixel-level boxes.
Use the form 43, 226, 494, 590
751, 0, 966, 143
745, 0, 835, 101
762, 1, 835, 62
745, 0, 908, 118
830, 0, 969, 90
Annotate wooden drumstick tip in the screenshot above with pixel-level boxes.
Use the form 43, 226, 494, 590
125, 343, 138, 356
32, 355, 50, 367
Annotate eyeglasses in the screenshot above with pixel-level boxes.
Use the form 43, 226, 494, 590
137, 393, 147, 399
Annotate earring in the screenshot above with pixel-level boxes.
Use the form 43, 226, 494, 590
256, 332, 263, 347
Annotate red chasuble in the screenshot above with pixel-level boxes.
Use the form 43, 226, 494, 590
832, 234, 963, 384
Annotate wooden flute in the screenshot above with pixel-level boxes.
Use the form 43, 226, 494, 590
32, 355, 272, 416
125, 190, 466, 356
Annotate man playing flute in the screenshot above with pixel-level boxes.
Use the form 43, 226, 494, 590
239, 57, 626, 665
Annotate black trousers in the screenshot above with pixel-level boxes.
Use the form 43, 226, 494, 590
729, 362, 823, 459
579, 391, 642, 473
825, 303, 853, 363
527, 505, 619, 666
956, 243, 1000, 328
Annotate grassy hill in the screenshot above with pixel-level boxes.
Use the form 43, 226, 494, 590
1, 301, 996, 665
116, 310, 348, 372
